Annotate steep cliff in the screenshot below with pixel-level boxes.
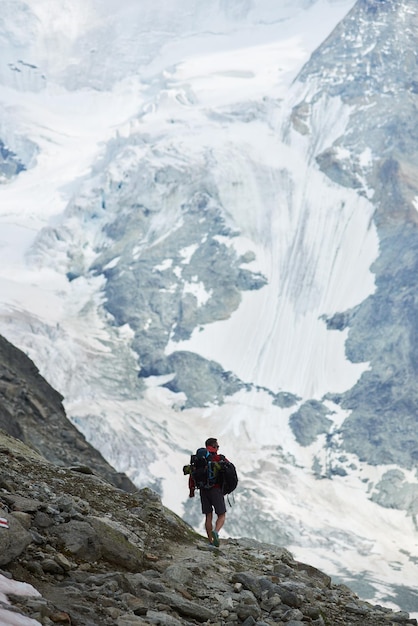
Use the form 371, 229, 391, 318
0, 333, 136, 493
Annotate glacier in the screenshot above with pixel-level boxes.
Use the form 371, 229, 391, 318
1, 0, 418, 615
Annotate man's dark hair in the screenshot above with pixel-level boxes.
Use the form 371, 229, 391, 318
205, 437, 218, 448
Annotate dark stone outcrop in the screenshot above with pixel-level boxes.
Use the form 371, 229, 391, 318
0, 139, 26, 179
0, 333, 136, 493
289, 401, 333, 447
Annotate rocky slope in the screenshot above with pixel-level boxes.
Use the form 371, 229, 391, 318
0, 333, 136, 493
0, 428, 416, 626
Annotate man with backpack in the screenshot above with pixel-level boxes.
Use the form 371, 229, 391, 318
187, 437, 228, 547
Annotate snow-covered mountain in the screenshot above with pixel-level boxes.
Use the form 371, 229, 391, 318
1, 0, 418, 615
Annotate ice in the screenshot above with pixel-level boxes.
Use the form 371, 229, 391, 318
0, 574, 42, 626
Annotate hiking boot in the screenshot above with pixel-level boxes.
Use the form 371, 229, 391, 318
212, 530, 220, 547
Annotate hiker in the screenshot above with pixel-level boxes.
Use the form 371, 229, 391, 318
188, 437, 227, 547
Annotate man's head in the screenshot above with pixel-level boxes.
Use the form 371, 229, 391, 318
205, 437, 219, 449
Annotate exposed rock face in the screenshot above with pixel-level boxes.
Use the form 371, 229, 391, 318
92, 172, 267, 405
288, 0, 418, 510
289, 401, 333, 447
0, 429, 416, 626
0, 139, 25, 180
0, 334, 136, 493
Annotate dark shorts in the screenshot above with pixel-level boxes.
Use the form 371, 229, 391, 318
200, 486, 226, 515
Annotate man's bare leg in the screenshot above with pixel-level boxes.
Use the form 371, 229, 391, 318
211, 512, 226, 547
215, 513, 226, 533
205, 512, 214, 543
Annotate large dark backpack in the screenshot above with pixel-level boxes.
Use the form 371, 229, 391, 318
190, 448, 216, 490
187, 448, 238, 496
218, 460, 238, 495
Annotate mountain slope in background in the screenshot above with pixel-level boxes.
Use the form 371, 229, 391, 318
1, 0, 418, 615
